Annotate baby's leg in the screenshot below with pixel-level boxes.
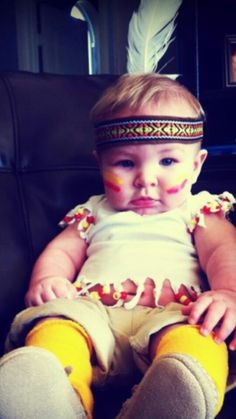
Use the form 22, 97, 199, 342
117, 324, 228, 419
26, 317, 93, 416
0, 317, 93, 419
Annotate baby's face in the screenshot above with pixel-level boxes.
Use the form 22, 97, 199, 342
99, 142, 206, 215
98, 100, 207, 215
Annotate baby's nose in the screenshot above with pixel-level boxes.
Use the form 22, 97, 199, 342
134, 169, 158, 188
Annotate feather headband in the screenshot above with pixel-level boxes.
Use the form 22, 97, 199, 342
95, 116, 204, 150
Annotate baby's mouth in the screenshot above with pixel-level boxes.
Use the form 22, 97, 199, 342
131, 197, 158, 208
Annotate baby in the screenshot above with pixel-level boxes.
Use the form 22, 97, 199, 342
0, 74, 236, 419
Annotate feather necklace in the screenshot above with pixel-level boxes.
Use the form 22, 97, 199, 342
127, 0, 182, 75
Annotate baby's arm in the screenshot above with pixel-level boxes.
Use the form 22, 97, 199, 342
183, 213, 236, 349
25, 223, 87, 307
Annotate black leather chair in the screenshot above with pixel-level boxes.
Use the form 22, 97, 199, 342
0, 71, 235, 418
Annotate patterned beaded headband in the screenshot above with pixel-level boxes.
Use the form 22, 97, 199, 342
95, 116, 204, 149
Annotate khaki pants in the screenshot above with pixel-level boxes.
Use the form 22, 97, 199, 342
5, 297, 236, 389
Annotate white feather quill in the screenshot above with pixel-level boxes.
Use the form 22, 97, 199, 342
127, 0, 182, 74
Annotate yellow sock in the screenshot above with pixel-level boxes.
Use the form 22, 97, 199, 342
154, 325, 228, 414
25, 318, 93, 418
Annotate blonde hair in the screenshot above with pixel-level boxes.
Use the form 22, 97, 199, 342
91, 73, 205, 122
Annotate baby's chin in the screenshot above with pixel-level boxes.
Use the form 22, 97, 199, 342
131, 207, 166, 216
115, 199, 188, 215
118, 204, 169, 216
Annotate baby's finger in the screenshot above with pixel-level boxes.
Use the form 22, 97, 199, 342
181, 303, 193, 316
199, 300, 227, 336
51, 282, 77, 299
229, 330, 236, 351
25, 292, 45, 307
214, 309, 236, 344
52, 284, 69, 298
66, 283, 78, 299
187, 295, 213, 324
41, 287, 57, 302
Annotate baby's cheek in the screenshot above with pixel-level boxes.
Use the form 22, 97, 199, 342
166, 179, 188, 194
163, 172, 189, 194
103, 171, 124, 193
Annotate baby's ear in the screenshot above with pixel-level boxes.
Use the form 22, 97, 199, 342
92, 150, 103, 172
192, 148, 208, 184
93, 149, 101, 166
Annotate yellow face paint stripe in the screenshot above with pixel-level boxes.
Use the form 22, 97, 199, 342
103, 171, 123, 184
103, 171, 123, 192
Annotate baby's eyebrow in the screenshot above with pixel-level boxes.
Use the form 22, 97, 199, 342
112, 151, 136, 158
157, 147, 184, 155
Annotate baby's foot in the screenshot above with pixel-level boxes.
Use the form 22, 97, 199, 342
117, 353, 218, 419
0, 346, 87, 418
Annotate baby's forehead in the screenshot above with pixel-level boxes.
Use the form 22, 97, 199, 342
101, 142, 198, 157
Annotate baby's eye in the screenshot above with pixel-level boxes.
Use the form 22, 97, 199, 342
115, 160, 134, 168
160, 158, 177, 166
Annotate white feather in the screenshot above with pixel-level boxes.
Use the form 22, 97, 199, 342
127, 0, 182, 74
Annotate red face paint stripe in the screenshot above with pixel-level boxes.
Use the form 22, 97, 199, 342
104, 181, 121, 192
166, 178, 188, 194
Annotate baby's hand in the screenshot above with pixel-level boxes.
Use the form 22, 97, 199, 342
182, 289, 236, 350
25, 276, 78, 307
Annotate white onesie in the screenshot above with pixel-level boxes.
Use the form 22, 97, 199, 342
60, 191, 235, 309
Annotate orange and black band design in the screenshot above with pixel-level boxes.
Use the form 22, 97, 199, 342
95, 116, 204, 149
